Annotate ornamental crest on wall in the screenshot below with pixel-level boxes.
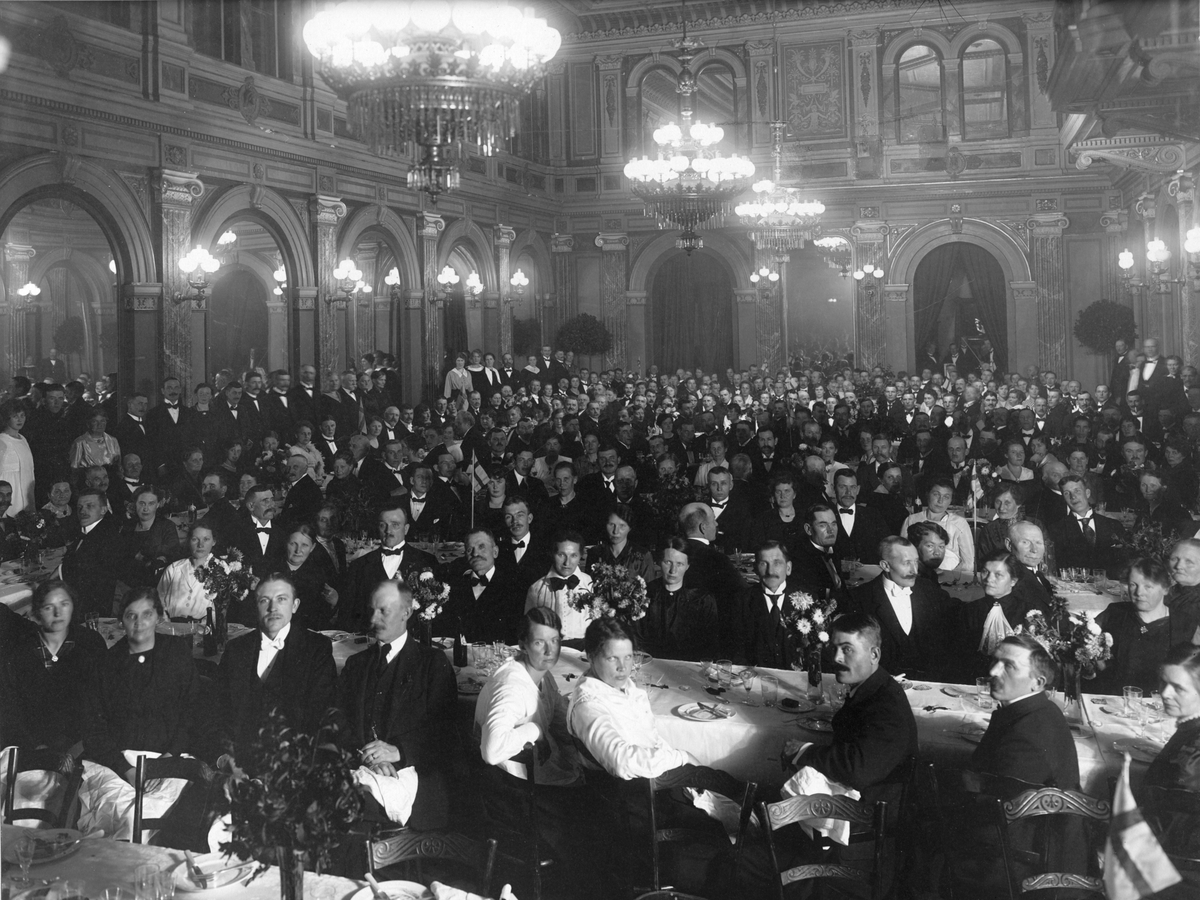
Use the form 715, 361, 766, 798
783, 41, 846, 141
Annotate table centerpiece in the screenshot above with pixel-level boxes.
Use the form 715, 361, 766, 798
568, 561, 650, 628
193, 548, 255, 651
781, 589, 839, 700
1016, 593, 1113, 716
406, 568, 450, 645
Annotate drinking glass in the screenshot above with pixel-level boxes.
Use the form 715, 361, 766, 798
738, 669, 757, 705
700, 659, 713, 681
828, 682, 848, 711
760, 674, 779, 707
54, 880, 88, 900
975, 677, 994, 711
1123, 686, 1143, 718
471, 642, 488, 670
716, 659, 733, 690
135, 864, 162, 900
13, 834, 36, 885
104, 888, 135, 900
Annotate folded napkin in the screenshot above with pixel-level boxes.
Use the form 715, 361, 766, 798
353, 766, 419, 826
684, 788, 760, 844
429, 882, 518, 900
780, 765, 861, 846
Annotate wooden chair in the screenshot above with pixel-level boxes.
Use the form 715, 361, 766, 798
366, 828, 498, 896
758, 794, 890, 900
3, 747, 84, 829
997, 786, 1111, 898
131, 755, 213, 844
484, 742, 555, 900
1139, 785, 1200, 873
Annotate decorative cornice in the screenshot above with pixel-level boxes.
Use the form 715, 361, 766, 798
1010, 281, 1038, 301
595, 54, 623, 70
1027, 213, 1069, 236
625, 291, 648, 305
882, 283, 909, 302
1071, 136, 1187, 173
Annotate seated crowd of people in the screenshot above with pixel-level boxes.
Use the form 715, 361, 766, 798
1, 337, 1199, 898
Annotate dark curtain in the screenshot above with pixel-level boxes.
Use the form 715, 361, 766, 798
209, 269, 268, 377
443, 293, 468, 375
650, 252, 734, 374
959, 243, 1008, 371
912, 243, 962, 359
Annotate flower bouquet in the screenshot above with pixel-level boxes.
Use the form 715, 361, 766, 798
780, 590, 839, 697
1016, 594, 1112, 709
568, 562, 649, 623
194, 549, 255, 651
405, 569, 451, 645
11, 508, 55, 571
221, 709, 363, 897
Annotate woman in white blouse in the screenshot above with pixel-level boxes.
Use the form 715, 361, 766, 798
901, 476, 975, 574
0, 400, 35, 516
475, 608, 589, 878
156, 523, 216, 619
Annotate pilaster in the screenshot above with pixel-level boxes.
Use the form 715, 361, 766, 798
596, 55, 624, 160
595, 233, 629, 370
266, 296, 288, 373
122, 284, 164, 396
1023, 11, 1057, 131
735, 289, 758, 371
3, 242, 35, 377
157, 170, 205, 388
625, 291, 647, 377
1168, 171, 1197, 365
401, 289, 424, 405
494, 225, 516, 356
353, 244, 378, 363
746, 41, 777, 147
547, 61, 567, 165
552, 234, 577, 323
419, 213, 446, 398
850, 218, 890, 371
848, 29, 882, 159
294, 287, 318, 369
311, 195, 347, 376
1027, 213, 1070, 374
1101, 209, 1130, 305
754, 251, 786, 371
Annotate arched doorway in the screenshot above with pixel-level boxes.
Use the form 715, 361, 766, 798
208, 268, 269, 377
649, 251, 735, 373
912, 242, 1009, 372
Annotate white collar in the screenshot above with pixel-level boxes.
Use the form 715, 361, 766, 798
376, 630, 408, 664
883, 577, 912, 599
260, 623, 291, 651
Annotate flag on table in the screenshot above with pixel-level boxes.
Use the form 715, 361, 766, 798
1103, 753, 1180, 899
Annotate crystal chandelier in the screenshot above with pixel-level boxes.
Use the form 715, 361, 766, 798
623, 31, 754, 255
303, 1, 561, 204
735, 122, 824, 253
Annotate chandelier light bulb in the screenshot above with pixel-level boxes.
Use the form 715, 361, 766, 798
217, 230, 237, 246
872, 266, 884, 278
853, 268, 865, 281
273, 265, 287, 283
510, 269, 528, 289
1118, 249, 1134, 270
384, 267, 402, 287
827, 297, 837, 303
768, 271, 780, 282
1184, 227, 1200, 255
437, 265, 460, 287
17, 282, 40, 297
1146, 238, 1169, 263
750, 272, 760, 283
465, 271, 483, 295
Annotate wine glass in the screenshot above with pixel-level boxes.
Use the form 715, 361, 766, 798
738, 668, 758, 706
13, 834, 36, 885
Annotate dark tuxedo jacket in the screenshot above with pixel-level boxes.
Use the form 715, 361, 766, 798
262, 390, 298, 443
61, 515, 125, 618
847, 575, 953, 680
336, 545, 438, 632
278, 474, 323, 528
971, 691, 1080, 791
683, 538, 747, 660
216, 403, 264, 450
736, 582, 796, 669
313, 434, 341, 471
635, 581, 721, 662
338, 634, 460, 829
145, 404, 194, 476
795, 666, 918, 807
710, 493, 754, 554
213, 625, 337, 763
504, 472, 548, 509
497, 533, 553, 595
833, 503, 892, 563
231, 519, 289, 577
791, 539, 848, 599
286, 384, 320, 431
112, 414, 153, 471
438, 566, 524, 643
354, 457, 393, 505
404, 487, 459, 539
333, 389, 364, 438
1048, 512, 1128, 576
313, 536, 348, 580
1138, 358, 1169, 408
201, 498, 243, 548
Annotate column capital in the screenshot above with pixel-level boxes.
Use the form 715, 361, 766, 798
4, 243, 35, 263
403, 288, 424, 309
1027, 214, 1069, 237
1169, 171, 1195, 206
595, 232, 629, 251
122, 283, 163, 310
159, 170, 205, 206
882, 283, 909, 303
419, 213, 446, 240
625, 291, 648, 305
552, 233, 575, 253
595, 54, 624, 70
746, 40, 775, 55
1101, 210, 1128, 233
735, 289, 758, 303
312, 195, 347, 226
1010, 281, 1038, 302
493, 224, 516, 247
847, 28, 881, 48
295, 286, 318, 310
850, 219, 889, 242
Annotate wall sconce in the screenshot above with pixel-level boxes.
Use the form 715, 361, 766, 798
437, 265, 460, 298
853, 264, 884, 281
506, 269, 529, 306
16, 282, 41, 304
174, 245, 220, 304
750, 266, 780, 295
384, 266, 402, 300
464, 271, 484, 307
216, 229, 238, 264
272, 264, 287, 297
1122, 239, 1187, 296
331, 258, 370, 304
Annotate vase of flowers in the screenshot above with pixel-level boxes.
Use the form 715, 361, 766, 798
1016, 594, 1113, 719
568, 562, 650, 626
406, 569, 450, 645
222, 710, 362, 899
780, 590, 839, 700
12, 508, 54, 573
194, 549, 255, 651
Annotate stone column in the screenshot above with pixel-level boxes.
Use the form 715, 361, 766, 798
419, 213, 446, 399
552, 234, 576, 323
481, 292, 501, 357
540, 294, 558, 347
310, 195, 347, 377
3, 242, 34, 376
1027, 213, 1070, 373
122, 284, 164, 396
625, 291, 648, 378
755, 252, 786, 371
374, 291, 394, 364
1169, 171, 1197, 366
1009, 281, 1039, 376
851, 218, 889, 371
735, 289, 758, 370
295, 288, 318, 368
354, 244, 378, 363
157, 170, 205, 387
595, 233, 629, 370
494, 225, 516, 355
266, 296, 288, 372
401, 288, 424, 405
1101, 210, 1129, 304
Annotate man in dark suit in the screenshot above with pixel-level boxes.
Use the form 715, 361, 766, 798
706, 466, 752, 553
438, 528, 524, 643
736, 541, 796, 668
1049, 473, 1128, 577
211, 572, 337, 769
35, 348, 68, 383
313, 416, 341, 473
404, 465, 458, 540
577, 444, 622, 509
790, 503, 850, 600
199, 470, 242, 547
109, 452, 146, 520
215, 381, 264, 453
146, 377, 193, 479
847, 537, 951, 681
496, 496, 552, 595
680, 502, 747, 660
785, 612, 917, 817
1134, 338, 1168, 421
338, 578, 460, 829
504, 449, 549, 510
111, 392, 153, 474
60, 488, 125, 619
287, 365, 321, 430
262, 370, 298, 444
277, 454, 323, 529
336, 503, 437, 632
333, 369, 365, 438
831, 469, 891, 563
231, 484, 288, 578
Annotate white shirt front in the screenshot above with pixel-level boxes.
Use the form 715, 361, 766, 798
883, 577, 914, 635
376, 630, 408, 667
511, 533, 529, 563
567, 674, 691, 779
524, 569, 594, 640
252, 518, 272, 554
837, 503, 856, 534
381, 543, 405, 580
257, 623, 291, 678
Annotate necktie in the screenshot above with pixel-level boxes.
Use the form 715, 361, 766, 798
547, 575, 579, 591
1078, 516, 1095, 547
605, 479, 614, 493
839, 507, 855, 515
382, 546, 404, 557
377, 643, 391, 674
823, 554, 843, 589
767, 593, 782, 629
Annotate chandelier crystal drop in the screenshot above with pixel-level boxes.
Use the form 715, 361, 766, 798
736, 122, 825, 253
622, 29, 753, 254
304, 1, 561, 204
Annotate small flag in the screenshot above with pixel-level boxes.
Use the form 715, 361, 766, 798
1103, 754, 1180, 899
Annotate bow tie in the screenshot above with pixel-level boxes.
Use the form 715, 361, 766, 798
381, 546, 405, 557
129, 415, 143, 423
410, 495, 426, 504
256, 527, 271, 534
260, 634, 286, 652
512, 539, 526, 549
125, 478, 141, 485
891, 585, 912, 599
547, 575, 579, 591
839, 507, 855, 515
163, 402, 178, 409
710, 500, 727, 509
467, 572, 490, 587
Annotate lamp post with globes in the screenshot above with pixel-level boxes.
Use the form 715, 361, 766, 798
174, 246, 221, 305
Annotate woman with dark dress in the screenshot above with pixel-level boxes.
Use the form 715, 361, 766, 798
587, 504, 655, 585
748, 472, 807, 555
324, 451, 361, 508
1094, 558, 1200, 695
636, 536, 719, 662
953, 551, 1050, 681
275, 523, 338, 631
122, 485, 182, 586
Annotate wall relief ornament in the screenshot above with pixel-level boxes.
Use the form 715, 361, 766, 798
1072, 137, 1187, 173
36, 16, 79, 77
163, 145, 187, 167
859, 52, 872, 104
1035, 38, 1049, 95
784, 40, 846, 140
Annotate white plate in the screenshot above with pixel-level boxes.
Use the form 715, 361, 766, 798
796, 713, 835, 732
349, 882, 432, 900
1113, 739, 1161, 764
457, 676, 483, 694
171, 854, 255, 893
319, 630, 354, 642
676, 702, 735, 721
958, 725, 987, 744
2, 829, 82, 864
941, 686, 967, 699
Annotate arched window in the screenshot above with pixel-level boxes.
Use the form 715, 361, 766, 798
637, 67, 679, 156
896, 44, 944, 143
695, 61, 741, 150
961, 39, 1009, 140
